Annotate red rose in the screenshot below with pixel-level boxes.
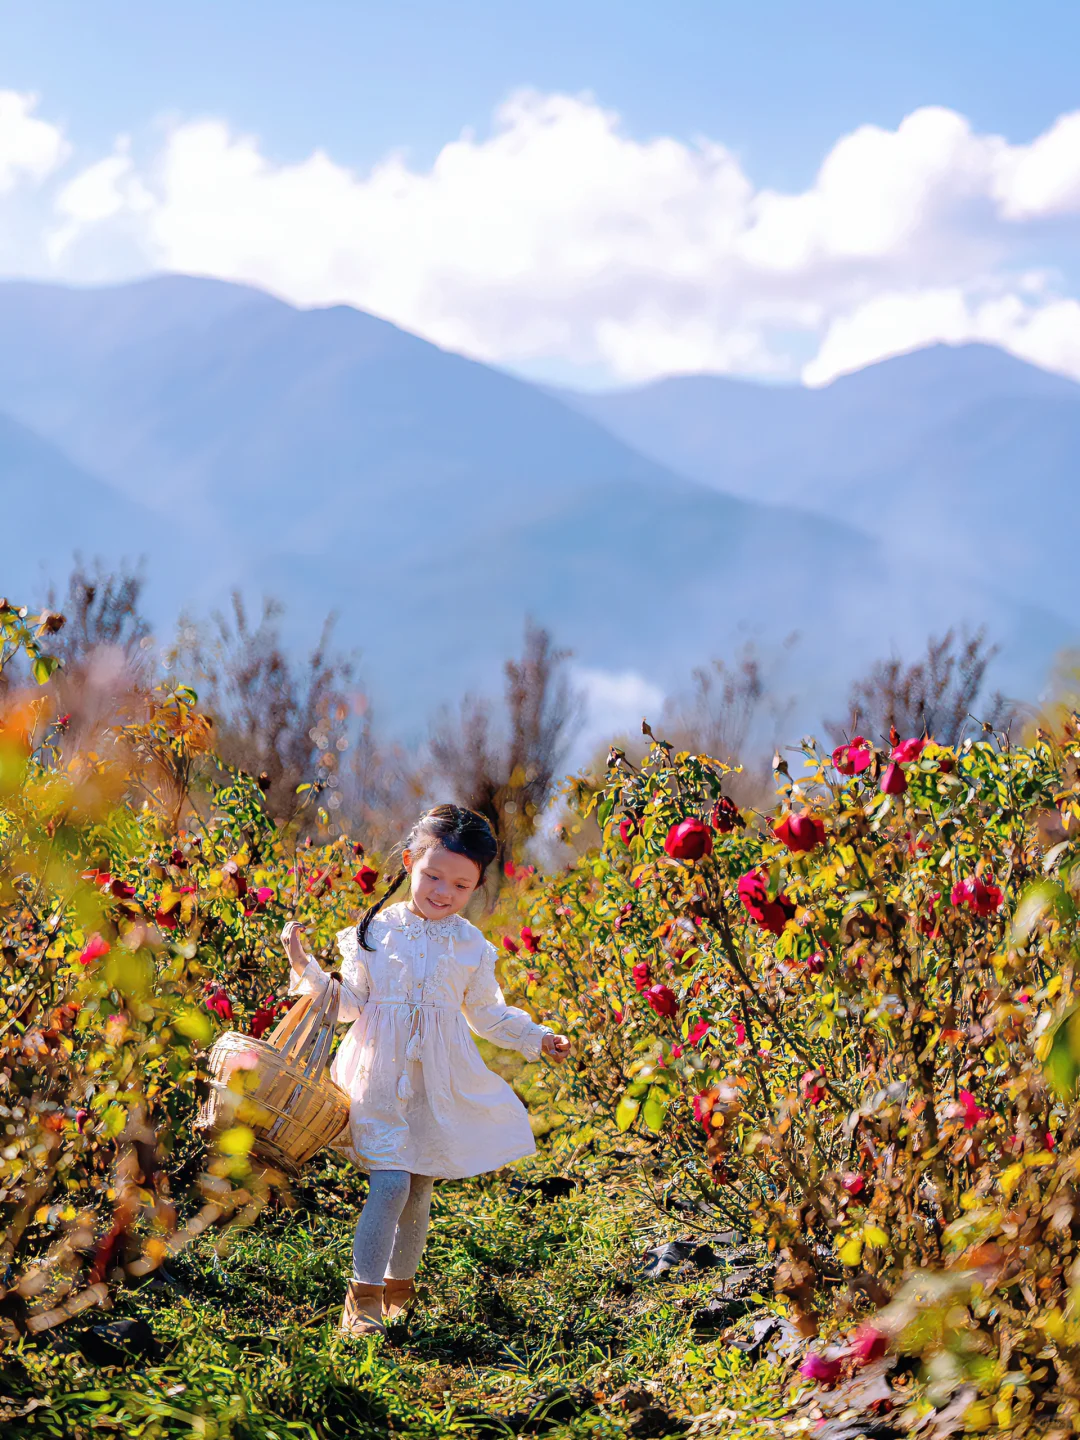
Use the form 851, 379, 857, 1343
737, 868, 795, 935
618, 816, 637, 846
108, 879, 136, 900
692, 1091, 715, 1131
879, 762, 907, 796
78, 933, 110, 966
504, 861, 517, 879
352, 841, 365, 858
841, 1172, 864, 1195
520, 927, 539, 954
75, 1108, 89, 1132
773, 811, 825, 854
502, 935, 519, 954
645, 983, 678, 1018
958, 1088, 987, 1129
632, 960, 652, 992
950, 877, 1003, 915
806, 950, 826, 974
832, 736, 872, 775
801, 1069, 825, 1105
155, 908, 179, 931
250, 1006, 276, 1039
688, 1018, 710, 1045
709, 797, 741, 833
891, 737, 927, 763
355, 865, 378, 895
664, 818, 713, 861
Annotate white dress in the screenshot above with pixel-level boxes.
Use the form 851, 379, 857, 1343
287, 902, 552, 1179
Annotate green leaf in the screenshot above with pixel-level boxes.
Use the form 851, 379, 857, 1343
295, 783, 312, 794
598, 790, 617, 830
1044, 1004, 1080, 1101
31, 654, 59, 685
615, 1095, 640, 1132
642, 1089, 669, 1133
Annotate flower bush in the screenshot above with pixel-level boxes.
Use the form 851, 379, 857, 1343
513, 719, 1080, 1424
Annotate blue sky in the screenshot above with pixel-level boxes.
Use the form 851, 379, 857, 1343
3, 1, 1080, 387
7, 1, 1079, 184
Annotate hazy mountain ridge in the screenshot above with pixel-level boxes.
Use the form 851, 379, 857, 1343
0, 276, 1073, 731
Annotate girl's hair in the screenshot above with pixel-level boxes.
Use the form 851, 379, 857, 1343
357, 804, 498, 950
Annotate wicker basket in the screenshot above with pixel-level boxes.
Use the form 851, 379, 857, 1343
195, 977, 350, 1176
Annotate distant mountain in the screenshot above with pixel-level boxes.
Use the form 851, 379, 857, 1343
0, 278, 1073, 732
558, 345, 1080, 627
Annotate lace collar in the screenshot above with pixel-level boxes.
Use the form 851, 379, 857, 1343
386, 902, 464, 943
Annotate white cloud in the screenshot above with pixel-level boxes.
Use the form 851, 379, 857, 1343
6, 88, 1080, 385
0, 91, 67, 193
569, 665, 664, 768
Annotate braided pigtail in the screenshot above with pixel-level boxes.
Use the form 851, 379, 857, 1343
357, 866, 408, 951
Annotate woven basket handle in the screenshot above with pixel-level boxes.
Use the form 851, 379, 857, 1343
266, 974, 342, 1081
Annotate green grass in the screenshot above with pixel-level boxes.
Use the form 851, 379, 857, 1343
0, 1148, 800, 1439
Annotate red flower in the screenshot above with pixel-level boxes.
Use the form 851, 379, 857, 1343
250, 1006, 276, 1039
670, 1044, 683, 1059
801, 1070, 825, 1105
879, 762, 907, 796
737, 868, 795, 935
800, 1352, 841, 1384
78, 933, 109, 966
918, 891, 943, 936
170, 848, 188, 869
632, 961, 652, 992
806, 950, 826, 974
155, 908, 179, 931
688, 1019, 710, 1046
204, 986, 234, 1024
504, 861, 517, 879
612, 1008, 625, 1025
950, 877, 1003, 915
692, 1091, 715, 1131
773, 811, 825, 854
891, 736, 927, 763
841, 1172, 864, 1195
75, 1108, 89, 1132
355, 865, 378, 895
664, 818, 713, 862
730, 1013, 747, 1045
618, 816, 637, 846
851, 1326, 888, 1365
958, 1089, 987, 1129
108, 879, 136, 900
832, 736, 872, 775
1046, 1130, 1056, 1151
520, 927, 539, 954
645, 983, 678, 1019
502, 935, 519, 954
709, 797, 741, 833
352, 841, 365, 858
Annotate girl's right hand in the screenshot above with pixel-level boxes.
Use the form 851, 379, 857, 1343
281, 921, 309, 970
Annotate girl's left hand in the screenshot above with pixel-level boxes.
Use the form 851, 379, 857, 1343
542, 1033, 571, 1062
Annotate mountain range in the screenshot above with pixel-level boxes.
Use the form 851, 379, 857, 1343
0, 274, 1076, 736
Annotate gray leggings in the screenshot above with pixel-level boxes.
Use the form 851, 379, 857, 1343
351, 1171, 435, 1284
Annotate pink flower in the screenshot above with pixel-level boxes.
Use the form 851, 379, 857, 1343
504, 861, 517, 879
204, 985, 234, 1024
891, 737, 927, 763
800, 1352, 842, 1384
520, 927, 540, 954
801, 1070, 825, 1106
773, 812, 826, 854
850, 1326, 888, 1365
959, 1089, 987, 1130
806, 950, 826, 974
670, 1044, 683, 1059
880, 762, 907, 796
632, 961, 652, 992
502, 936, 519, 954
832, 736, 872, 776
951, 877, 1003, 916
664, 818, 713, 861
78, 933, 109, 966
612, 1008, 625, 1025
645, 983, 678, 1019
841, 1172, 864, 1196
688, 1019, 710, 1046
256, 885, 273, 906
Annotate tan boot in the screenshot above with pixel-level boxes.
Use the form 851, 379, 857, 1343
382, 1277, 416, 1322
341, 1281, 385, 1337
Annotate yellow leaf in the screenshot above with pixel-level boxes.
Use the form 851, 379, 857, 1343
217, 1125, 255, 1157
999, 1162, 1024, 1199
863, 1225, 888, 1249
839, 1236, 863, 1266
34, 1206, 49, 1224
1049, 976, 1063, 998
1026, 1150, 1055, 1167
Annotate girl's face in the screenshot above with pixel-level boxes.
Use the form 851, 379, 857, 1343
405, 842, 482, 920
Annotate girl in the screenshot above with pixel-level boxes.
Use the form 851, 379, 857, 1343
281, 804, 570, 1337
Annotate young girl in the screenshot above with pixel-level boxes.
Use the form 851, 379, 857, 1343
281, 804, 570, 1336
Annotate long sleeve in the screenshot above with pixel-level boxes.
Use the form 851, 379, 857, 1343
286, 928, 369, 1023
462, 943, 551, 1062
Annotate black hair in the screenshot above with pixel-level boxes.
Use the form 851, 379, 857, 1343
357, 803, 498, 951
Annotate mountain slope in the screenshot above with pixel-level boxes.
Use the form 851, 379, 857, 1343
0, 279, 1071, 728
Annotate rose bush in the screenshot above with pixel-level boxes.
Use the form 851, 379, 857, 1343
511, 719, 1080, 1424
